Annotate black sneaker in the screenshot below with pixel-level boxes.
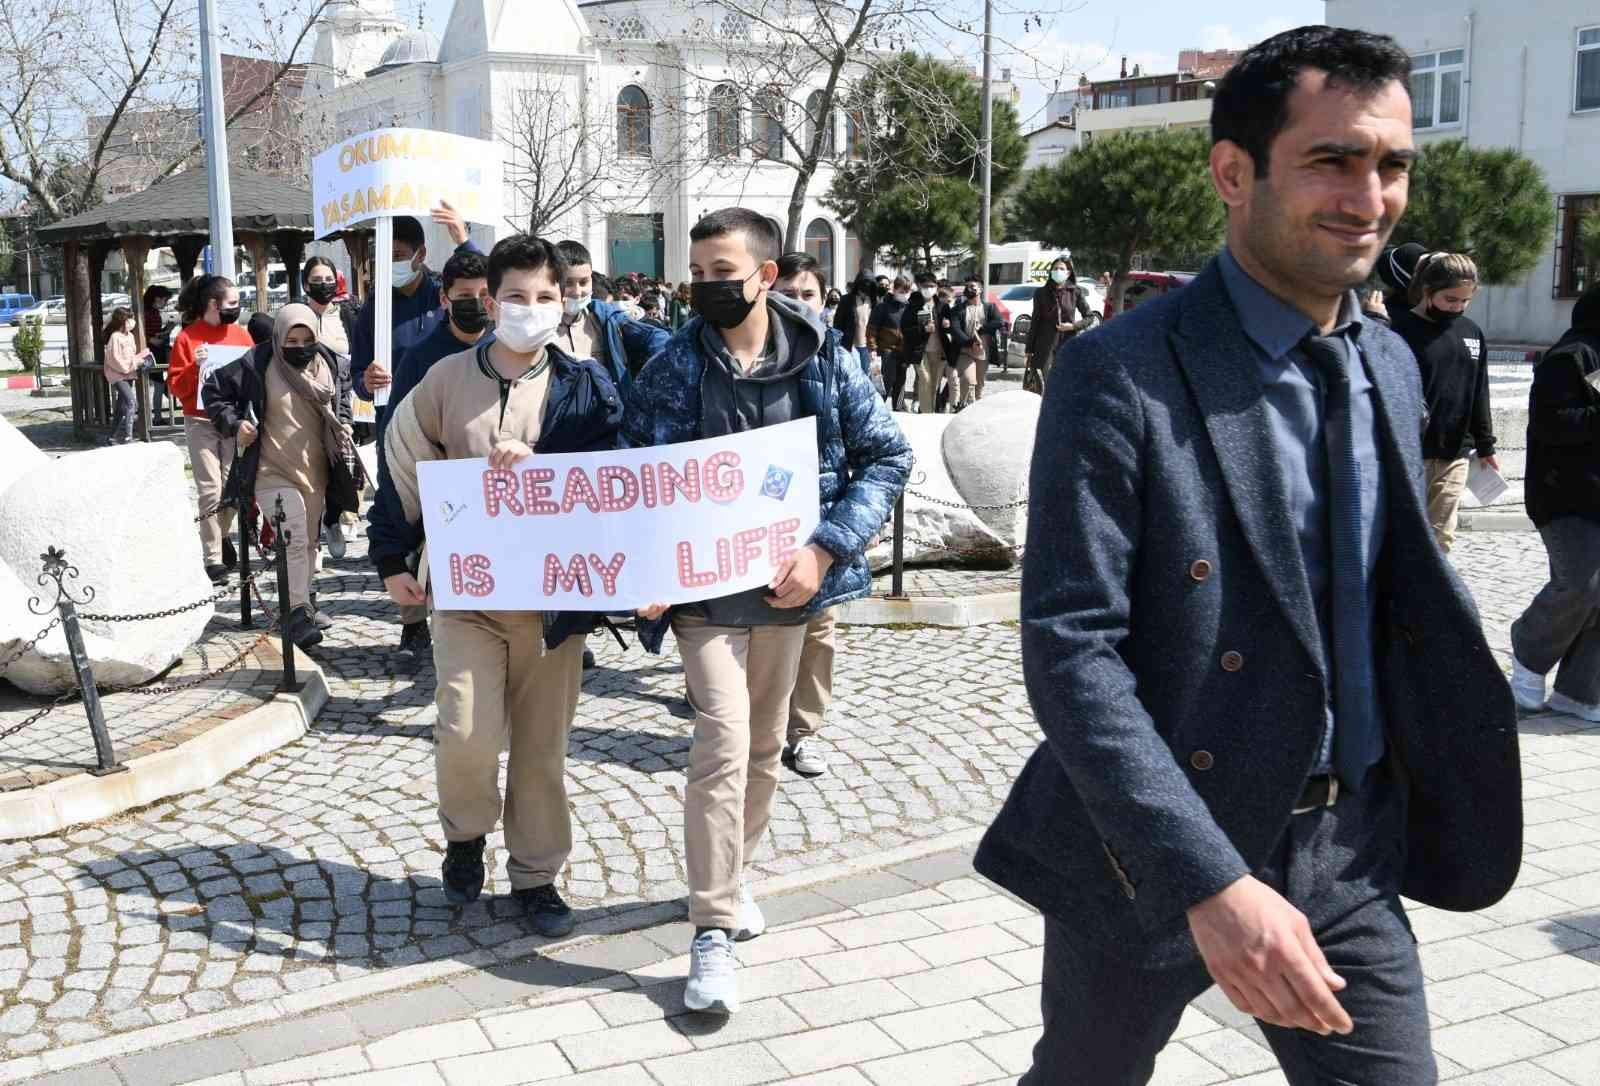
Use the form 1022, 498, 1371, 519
205, 563, 229, 586
442, 836, 486, 905
287, 606, 324, 650
515, 884, 575, 937
583, 648, 596, 670
222, 537, 237, 571
395, 619, 432, 664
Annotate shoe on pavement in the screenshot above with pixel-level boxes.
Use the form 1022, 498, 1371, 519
310, 607, 334, 631
442, 836, 486, 905
1548, 692, 1600, 722
287, 606, 324, 650
205, 563, 229, 586
734, 883, 765, 942
222, 537, 238, 571
394, 620, 432, 666
1511, 658, 1548, 711
685, 929, 739, 1015
783, 739, 828, 778
515, 884, 576, 937
583, 648, 597, 670
326, 526, 347, 559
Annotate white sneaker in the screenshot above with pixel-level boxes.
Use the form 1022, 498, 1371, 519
785, 738, 829, 778
1511, 658, 1548, 711
734, 883, 765, 942
1547, 692, 1600, 722
685, 929, 739, 1014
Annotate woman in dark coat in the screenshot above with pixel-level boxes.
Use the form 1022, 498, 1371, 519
1023, 255, 1093, 392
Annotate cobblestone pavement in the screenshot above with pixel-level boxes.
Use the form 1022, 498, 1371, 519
0, 525, 1587, 1085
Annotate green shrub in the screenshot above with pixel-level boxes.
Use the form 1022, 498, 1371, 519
12, 315, 44, 371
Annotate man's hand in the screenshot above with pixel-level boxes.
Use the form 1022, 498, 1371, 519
236, 420, 258, 449
364, 360, 392, 391
432, 200, 470, 247
384, 572, 426, 606
1188, 876, 1352, 1036
636, 602, 670, 620
767, 544, 834, 608
1057, 321, 1074, 333
1481, 454, 1501, 472
487, 439, 533, 469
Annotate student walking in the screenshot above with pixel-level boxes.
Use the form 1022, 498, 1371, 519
899, 271, 951, 414
1024, 255, 1094, 392
626, 210, 910, 1015
950, 277, 1003, 408
101, 307, 147, 445
1389, 252, 1496, 551
868, 275, 913, 409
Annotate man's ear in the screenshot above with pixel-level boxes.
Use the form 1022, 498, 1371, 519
415, 245, 426, 268
1210, 140, 1255, 211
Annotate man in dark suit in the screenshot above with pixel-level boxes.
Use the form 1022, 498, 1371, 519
975, 26, 1521, 1084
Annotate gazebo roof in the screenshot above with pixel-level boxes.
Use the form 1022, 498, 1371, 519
38, 167, 314, 244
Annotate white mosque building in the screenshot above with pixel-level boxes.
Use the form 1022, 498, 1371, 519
306, 0, 870, 286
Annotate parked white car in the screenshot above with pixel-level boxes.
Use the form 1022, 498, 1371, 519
9, 297, 67, 326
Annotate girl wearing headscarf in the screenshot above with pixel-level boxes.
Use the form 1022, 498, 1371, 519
203, 303, 361, 648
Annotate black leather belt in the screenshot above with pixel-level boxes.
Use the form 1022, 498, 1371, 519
1293, 775, 1341, 814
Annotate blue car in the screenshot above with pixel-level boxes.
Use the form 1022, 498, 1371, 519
0, 292, 38, 324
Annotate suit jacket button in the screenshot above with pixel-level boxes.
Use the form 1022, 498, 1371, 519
1190, 750, 1215, 771
1220, 650, 1244, 672
1189, 559, 1212, 582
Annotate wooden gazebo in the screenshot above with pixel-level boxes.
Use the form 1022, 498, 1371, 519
36, 167, 372, 440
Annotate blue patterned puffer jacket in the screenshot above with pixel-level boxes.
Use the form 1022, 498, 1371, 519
622, 308, 913, 654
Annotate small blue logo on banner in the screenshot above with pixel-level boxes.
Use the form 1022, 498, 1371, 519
761, 465, 794, 501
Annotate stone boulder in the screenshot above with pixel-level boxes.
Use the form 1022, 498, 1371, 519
0, 443, 215, 695
865, 412, 1011, 571
0, 415, 48, 498
940, 391, 1038, 548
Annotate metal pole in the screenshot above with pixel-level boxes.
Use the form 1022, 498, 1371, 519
198, 0, 235, 279
372, 217, 393, 411
272, 496, 297, 691
890, 494, 906, 599
60, 598, 124, 776
977, 0, 994, 300
239, 496, 253, 628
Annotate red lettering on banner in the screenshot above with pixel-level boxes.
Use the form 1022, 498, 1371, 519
483, 469, 523, 516
587, 552, 626, 594
703, 451, 744, 502
676, 541, 719, 588
715, 537, 733, 581
448, 553, 495, 597
543, 553, 594, 596
522, 468, 558, 514
659, 459, 701, 505
597, 466, 640, 512
561, 467, 602, 513
769, 517, 800, 568
640, 462, 659, 508
730, 527, 766, 576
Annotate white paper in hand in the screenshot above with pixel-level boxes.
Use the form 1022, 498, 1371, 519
1467, 458, 1509, 505
195, 345, 250, 410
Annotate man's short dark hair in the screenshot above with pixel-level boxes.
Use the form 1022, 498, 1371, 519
592, 271, 613, 299
915, 269, 937, 285
689, 208, 780, 266
485, 235, 566, 296
1212, 25, 1411, 178
393, 215, 426, 253
557, 240, 592, 269
441, 250, 488, 292
776, 251, 828, 291
642, 291, 662, 311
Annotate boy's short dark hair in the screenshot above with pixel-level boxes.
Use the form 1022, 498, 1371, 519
556, 240, 592, 269
689, 208, 780, 267
592, 271, 613, 299
642, 291, 662, 310
776, 251, 828, 292
915, 270, 937, 285
485, 235, 567, 296
1212, 25, 1411, 178
441, 250, 489, 292
393, 216, 426, 253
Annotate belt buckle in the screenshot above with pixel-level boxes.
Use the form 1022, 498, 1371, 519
1292, 776, 1339, 815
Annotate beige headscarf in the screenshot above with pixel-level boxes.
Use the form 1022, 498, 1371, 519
271, 304, 349, 466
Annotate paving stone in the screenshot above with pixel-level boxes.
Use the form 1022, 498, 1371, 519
366, 1019, 492, 1069
645, 1040, 789, 1086
1435, 1013, 1566, 1070
112, 1036, 252, 1086
557, 1017, 693, 1071
766, 1020, 903, 1076
861, 1040, 1002, 1086
480, 1000, 607, 1048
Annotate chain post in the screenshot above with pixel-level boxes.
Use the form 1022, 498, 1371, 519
31, 548, 125, 776
890, 493, 906, 600
238, 496, 253, 628
272, 496, 297, 692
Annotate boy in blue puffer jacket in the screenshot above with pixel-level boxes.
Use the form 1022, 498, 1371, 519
625, 209, 911, 1016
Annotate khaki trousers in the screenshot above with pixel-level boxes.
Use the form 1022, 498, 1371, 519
1424, 457, 1470, 553
185, 416, 238, 564
433, 610, 584, 890
255, 482, 324, 610
673, 613, 808, 930
917, 348, 949, 414
786, 609, 836, 745
957, 351, 981, 407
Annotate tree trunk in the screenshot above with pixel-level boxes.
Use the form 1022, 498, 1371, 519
784, 161, 816, 253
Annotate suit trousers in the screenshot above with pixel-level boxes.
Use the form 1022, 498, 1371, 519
1022, 764, 1434, 1086
1512, 517, 1600, 706
786, 609, 837, 745
185, 416, 238, 565
674, 613, 808, 930
433, 610, 584, 890
255, 482, 323, 611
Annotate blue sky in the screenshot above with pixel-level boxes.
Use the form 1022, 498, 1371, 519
415, 0, 1325, 128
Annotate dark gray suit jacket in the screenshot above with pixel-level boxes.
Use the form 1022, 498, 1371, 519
974, 259, 1521, 957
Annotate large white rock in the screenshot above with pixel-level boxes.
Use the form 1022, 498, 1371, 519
940, 391, 1038, 547
866, 412, 1011, 570
0, 415, 48, 498
0, 444, 215, 695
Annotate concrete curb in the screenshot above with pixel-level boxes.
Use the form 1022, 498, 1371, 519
1459, 509, 1535, 533
4, 824, 988, 1083
839, 590, 1019, 626
0, 654, 328, 841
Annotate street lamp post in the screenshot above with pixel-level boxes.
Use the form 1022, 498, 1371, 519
977, 0, 993, 300
197, 0, 234, 279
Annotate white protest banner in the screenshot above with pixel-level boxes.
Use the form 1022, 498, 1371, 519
194, 345, 249, 410
417, 419, 822, 611
311, 128, 503, 239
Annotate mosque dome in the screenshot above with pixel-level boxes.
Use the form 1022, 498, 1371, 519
373, 28, 439, 71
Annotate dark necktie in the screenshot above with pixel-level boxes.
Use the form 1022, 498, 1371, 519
1300, 332, 1382, 789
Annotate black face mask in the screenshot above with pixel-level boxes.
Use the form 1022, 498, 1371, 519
1425, 304, 1461, 325
691, 270, 761, 330
305, 281, 337, 305
448, 297, 488, 335
217, 306, 241, 325
964, 289, 979, 302
282, 345, 317, 369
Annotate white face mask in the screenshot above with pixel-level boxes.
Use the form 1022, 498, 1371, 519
391, 258, 419, 290
562, 293, 592, 319
920, 286, 936, 299
495, 300, 563, 353
1050, 268, 1070, 284
893, 291, 911, 304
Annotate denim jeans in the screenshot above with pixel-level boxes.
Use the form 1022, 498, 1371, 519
1512, 517, 1600, 705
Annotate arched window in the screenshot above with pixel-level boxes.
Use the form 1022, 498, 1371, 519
805, 218, 834, 279
707, 83, 740, 158
805, 90, 835, 157
753, 87, 785, 161
617, 85, 652, 157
